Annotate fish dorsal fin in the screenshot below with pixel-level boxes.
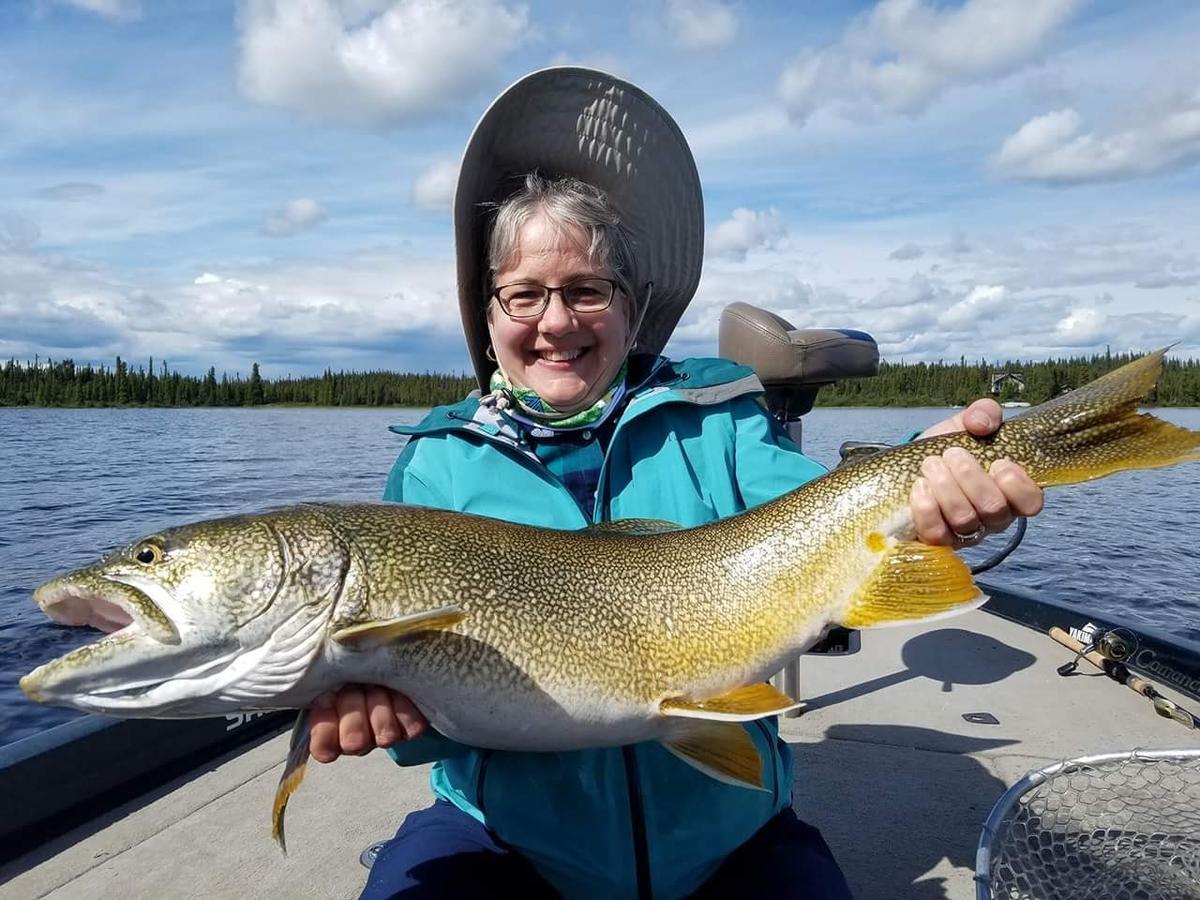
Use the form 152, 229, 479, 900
843, 541, 985, 629
332, 604, 465, 646
272, 709, 312, 854
585, 518, 682, 535
661, 720, 767, 790
659, 682, 800, 721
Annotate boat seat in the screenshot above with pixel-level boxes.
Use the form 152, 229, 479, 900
718, 302, 879, 420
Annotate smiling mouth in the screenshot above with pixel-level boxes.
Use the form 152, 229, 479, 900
536, 348, 587, 362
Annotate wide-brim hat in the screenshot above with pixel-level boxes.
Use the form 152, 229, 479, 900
455, 66, 704, 390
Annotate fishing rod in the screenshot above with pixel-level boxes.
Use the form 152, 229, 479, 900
1050, 625, 1199, 730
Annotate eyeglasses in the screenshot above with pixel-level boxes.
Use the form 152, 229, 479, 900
491, 277, 618, 319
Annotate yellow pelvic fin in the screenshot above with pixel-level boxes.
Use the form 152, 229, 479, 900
332, 604, 465, 646
584, 518, 683, 535
661, 721, 767, 790
843, 541, 985, 629
659, 682, 800, 721
271, 709, 312, 854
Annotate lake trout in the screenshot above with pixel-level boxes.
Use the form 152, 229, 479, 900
20, 350, 1200, 850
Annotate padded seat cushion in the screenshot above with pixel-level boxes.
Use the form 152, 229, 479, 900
718, 302, 878, 387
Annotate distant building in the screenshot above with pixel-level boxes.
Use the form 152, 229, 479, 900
990, 371, 1025, 395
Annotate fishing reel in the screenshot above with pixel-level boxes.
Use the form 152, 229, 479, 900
1051, 625, 1198, 731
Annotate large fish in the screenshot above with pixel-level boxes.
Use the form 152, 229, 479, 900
20, 350, 1200, 849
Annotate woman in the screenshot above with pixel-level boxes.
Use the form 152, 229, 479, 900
311, 69, 1044, 899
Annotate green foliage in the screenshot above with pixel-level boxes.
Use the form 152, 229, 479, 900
0, 357, 475, 408
816, 351, 1200, 407
4, 351, 1199, 409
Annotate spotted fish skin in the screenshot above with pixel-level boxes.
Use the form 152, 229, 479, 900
18, 350, 1200, 847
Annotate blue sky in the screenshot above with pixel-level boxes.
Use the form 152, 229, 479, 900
2, 0, 1199, 377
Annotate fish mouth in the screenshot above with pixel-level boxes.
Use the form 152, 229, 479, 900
18, 626, 238, 714
22, 576, 237, 714
33, 572, 180, 645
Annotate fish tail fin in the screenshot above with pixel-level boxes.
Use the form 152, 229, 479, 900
843, 541, 986, 629
272, 709, 312, 854
1000, 348, 1200, 487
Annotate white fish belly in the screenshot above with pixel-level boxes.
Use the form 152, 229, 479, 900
406, 676, 670, 752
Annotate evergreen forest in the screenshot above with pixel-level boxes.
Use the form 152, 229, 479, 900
817, 351, 1200, 407
0, 357, 474, 408
2, 351, 1199, 408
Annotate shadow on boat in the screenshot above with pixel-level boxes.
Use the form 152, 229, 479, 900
793, 723, 1014, 900
803, 627, 1037, 714
789, 626, 1041, 899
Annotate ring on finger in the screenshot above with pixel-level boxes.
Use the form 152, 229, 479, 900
952, 524, 987, 543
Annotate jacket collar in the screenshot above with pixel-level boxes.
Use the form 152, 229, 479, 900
389, 354, 762, 450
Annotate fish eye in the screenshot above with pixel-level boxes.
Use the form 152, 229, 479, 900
135, 544, 163, 565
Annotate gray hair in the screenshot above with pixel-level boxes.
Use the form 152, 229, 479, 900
487, 173, 637, 305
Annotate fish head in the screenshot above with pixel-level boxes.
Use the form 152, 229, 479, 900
20, 510, 343, 716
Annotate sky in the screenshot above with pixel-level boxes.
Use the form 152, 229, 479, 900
2, 0, 1199, 378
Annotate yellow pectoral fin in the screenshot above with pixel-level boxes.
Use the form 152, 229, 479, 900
661, 721, 768, 790
843, 541, 986, 629
272, 710, 312, 854
332, 605, 465, 646
660, 682, 800, 721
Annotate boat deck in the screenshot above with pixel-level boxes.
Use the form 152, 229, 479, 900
4, 606, 1196, 900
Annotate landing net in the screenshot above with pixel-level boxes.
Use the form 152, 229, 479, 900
976, 749, 1200, 900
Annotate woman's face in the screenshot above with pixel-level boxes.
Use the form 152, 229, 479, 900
488, 214, 630, 413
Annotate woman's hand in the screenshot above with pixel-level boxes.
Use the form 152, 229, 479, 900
308, 685, 429, 763
910, 398, 1044, 546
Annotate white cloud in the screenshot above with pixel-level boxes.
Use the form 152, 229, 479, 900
686, 105, 791, 158
992, 92, 1200, 183
889, 241, 924, 260
410, 159, 458, 214
871, 272, 951, 309
930, 224, 1200, 294
778, 0, 1082, 125
941, 284, 1008, 327
236, 0, 527, 125
706, 208, 787, 260
1054, 306, 1109, 345
0, 242, 462, 373
43, 0, 141, 19
665, 0, 739, 50
667, 219, 1200, 365
262, 198, 326, 237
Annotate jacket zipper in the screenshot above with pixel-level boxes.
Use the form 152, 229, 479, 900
622, 746, 653, 900
475, 749, 494, 817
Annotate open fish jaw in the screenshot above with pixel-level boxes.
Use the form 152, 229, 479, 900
34, 571, 180, 644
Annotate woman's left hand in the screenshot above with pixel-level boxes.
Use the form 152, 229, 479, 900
910, 398, 1044, 546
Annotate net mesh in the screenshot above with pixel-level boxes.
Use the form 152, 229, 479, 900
982, 751, 1200, 900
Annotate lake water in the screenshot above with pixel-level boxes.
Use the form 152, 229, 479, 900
2, 406, 1198, 747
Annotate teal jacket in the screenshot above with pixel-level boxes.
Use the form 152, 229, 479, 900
382, 355, 826, 899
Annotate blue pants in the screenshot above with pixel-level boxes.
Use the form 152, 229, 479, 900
360, 800, 854, 899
